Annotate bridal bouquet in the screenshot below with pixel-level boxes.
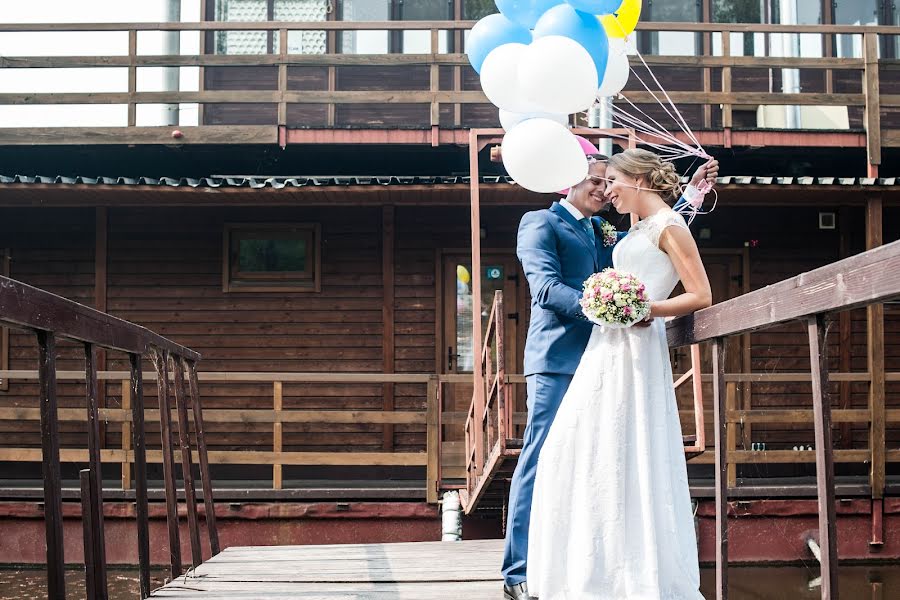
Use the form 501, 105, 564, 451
580, 268, 651, 328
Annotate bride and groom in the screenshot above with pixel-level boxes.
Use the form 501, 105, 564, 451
503, 149, 718, 600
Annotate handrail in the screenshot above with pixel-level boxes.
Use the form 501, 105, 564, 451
0, 275, 214, 599
0, 20, 897, 34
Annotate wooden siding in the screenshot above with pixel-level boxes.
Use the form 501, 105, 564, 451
0, 201, 897, 484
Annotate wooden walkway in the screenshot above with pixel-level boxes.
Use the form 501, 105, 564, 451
151, 539, 504, 599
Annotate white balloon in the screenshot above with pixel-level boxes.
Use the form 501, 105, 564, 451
518, 36, 599, 115
501, 118, 589, 194
499, 108, 568, 132
480, 43, 539, 113
597, 37, 630, 97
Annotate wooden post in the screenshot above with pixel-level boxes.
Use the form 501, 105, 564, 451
712, 337, 728, 600
95, 208, 108, 446
277, 28, 287, 128
425, 375, 439, 503
121, 380, 131, 489
808, 314, 839, 599
326, 9, 336, 127
130, 355, 151, 599
469, 130, 485, 476
864, 33, 881, 179
127, 30, 137, 127
1, 249, 10, 392
701, 0, 712, 128
867, 196, 885, 500
84, 344, 108, 599
838, 208, 852, 448
273, 381, 283, 490
382, 205, 395, 451
721, 26, 732, 131
726, 381, 737, 487
151, 349, 182, 580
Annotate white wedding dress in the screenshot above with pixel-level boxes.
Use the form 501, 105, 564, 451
527, 209, 704, 600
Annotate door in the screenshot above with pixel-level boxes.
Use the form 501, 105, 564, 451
440, 253, 525, 482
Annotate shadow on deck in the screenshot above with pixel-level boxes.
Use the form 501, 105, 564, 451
151, 539, 504, 599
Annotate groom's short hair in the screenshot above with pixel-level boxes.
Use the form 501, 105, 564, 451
586, 153, 609, 163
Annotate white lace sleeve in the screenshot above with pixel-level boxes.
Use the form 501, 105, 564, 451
647, 211, 689, 247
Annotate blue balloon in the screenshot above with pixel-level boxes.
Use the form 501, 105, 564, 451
496, 0, 565, 29
466, 14, 533, 74
565, 0, 622, 14
534, 4, 609, 78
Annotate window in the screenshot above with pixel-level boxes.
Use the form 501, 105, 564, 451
214, 0, 328, 55
339, 0, 452, 53
639, 0, 702, 56
223, 224, 321, 292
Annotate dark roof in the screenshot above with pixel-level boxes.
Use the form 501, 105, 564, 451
0, 174, 897, 189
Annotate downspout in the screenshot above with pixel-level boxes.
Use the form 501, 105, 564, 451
441, 490, 462, 541
162, 0, 181, 126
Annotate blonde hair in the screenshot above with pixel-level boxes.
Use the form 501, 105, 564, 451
607, 149, 682, 202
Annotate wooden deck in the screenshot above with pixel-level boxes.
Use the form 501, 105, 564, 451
151, 539, 504, 599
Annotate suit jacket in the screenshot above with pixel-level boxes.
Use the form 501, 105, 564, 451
517, 202, 623, 376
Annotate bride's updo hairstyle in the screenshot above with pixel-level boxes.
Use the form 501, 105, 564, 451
607, 149, 682, 202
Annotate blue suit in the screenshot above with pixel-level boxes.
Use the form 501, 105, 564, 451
502, 201, 622, 586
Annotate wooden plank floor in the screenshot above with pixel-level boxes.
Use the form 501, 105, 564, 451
151, 538, 505, 599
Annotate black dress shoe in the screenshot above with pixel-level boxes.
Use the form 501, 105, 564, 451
503, 582, 536, 600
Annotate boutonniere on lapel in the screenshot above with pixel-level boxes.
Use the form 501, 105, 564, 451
599, 221, 618, 247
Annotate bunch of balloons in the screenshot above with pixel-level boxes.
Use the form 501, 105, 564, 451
467, 0, 642, 193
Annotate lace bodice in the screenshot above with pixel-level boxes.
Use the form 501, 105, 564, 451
612, 209, 689, 302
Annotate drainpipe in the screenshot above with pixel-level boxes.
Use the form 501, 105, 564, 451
779, 0, 801, 129
588, 97, 613, 156
162, 0, 181, 126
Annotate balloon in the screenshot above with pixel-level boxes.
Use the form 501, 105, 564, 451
466, 14, 532, 74
600, 0, 642, 39
566, 0, 622, 13
457, 265, 471, 284
502, 118, 589, 194
519, 35, 599, 114
597, 37, 630, 97
558, 135, 600, 195
534, 4, 609, 78
496, 0, 565, 29
480, 43, 540, 113
499, 108, 569, 131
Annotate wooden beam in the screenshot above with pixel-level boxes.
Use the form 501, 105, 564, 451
667, 239, 900, 347
864, 33, 882, 170
838, 208, 852, 449
0, 249, 8, 393
425, 375, 439, 504
95, 207, 108, 448
382, 205, 395, 452
469, 131, 485, 477
867, 195, 885, 500
273, 381, 283, 490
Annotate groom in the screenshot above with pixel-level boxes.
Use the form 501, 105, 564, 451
502, 155, 718, 600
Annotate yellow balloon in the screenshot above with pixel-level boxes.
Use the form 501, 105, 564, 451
601, 0, 642, 39
457, 265, 471, 284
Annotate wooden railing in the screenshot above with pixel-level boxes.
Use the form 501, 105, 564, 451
0, 275, 217, 600
666, 238, 900, 600
0, 20, 897, 154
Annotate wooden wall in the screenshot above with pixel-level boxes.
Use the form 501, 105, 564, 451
0, 199, 897, 484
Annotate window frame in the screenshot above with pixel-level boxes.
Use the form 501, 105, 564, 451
223, 223, 322, 293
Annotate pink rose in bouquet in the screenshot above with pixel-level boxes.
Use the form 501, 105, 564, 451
579, 268, 650, 328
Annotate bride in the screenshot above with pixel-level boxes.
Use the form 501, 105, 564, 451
526, 149, 712, 599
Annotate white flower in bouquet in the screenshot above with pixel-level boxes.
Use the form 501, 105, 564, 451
580, 268, 651, 328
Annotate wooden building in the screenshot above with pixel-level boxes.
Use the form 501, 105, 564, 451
0, 1, 898, 564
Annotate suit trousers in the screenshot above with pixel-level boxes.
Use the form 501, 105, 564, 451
501, 372, 575, 585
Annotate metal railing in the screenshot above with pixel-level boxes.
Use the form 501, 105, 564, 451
0, 275, 218, 599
